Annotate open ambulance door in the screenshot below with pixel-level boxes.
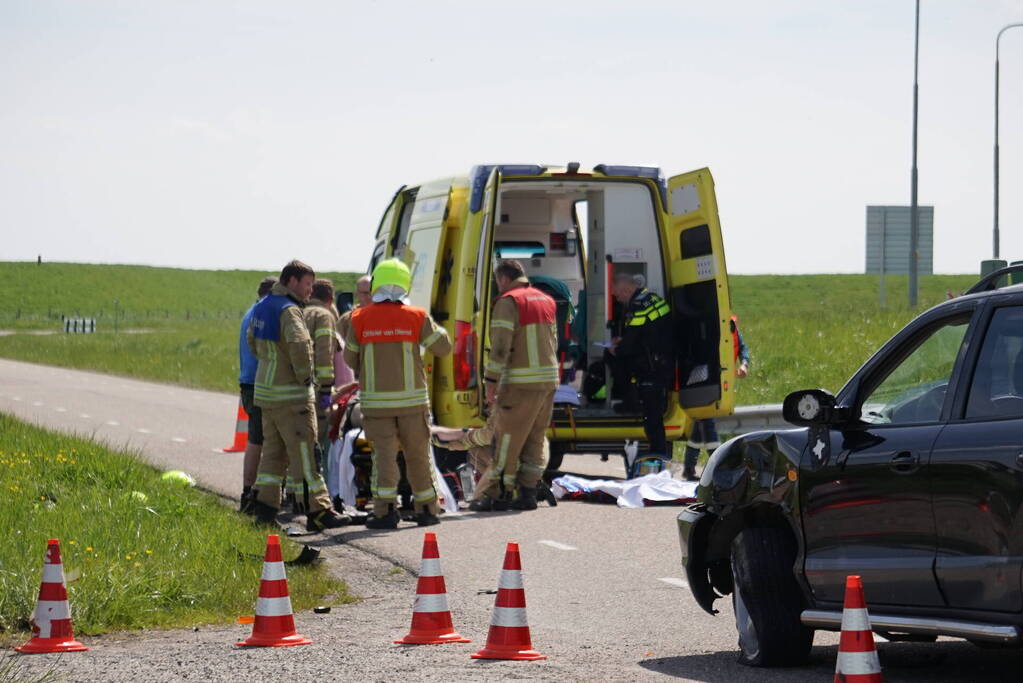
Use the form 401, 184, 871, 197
401, 178, 454, 313
472, 168, 501, 408
369, 185, 407, 271
666, 168, 735, 417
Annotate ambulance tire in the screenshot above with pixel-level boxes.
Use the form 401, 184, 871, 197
729, 527, 813, 667
545, 444, 565, 474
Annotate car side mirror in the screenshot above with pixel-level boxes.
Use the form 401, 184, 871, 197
783, 389, 838, 426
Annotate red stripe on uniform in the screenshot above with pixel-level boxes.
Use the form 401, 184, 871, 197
253, 614, 296, 635
258, 579, 290, 599
38, 583, 67, 601
416, 575, 447, 595
839, 630, 877, 653
495, 588, 527, 608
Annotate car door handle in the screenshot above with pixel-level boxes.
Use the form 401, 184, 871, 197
890, 451, 920, 474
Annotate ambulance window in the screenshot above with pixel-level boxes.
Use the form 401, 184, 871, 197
368, 242, 385, 271
680, 224, 712, 259
495, 241, 546, 259
391, 189, 418, 256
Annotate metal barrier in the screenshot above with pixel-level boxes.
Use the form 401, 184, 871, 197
63, 318, 97, 334
715, 403, 786, 435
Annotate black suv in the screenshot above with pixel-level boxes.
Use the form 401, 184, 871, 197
678, 268, 1023, 666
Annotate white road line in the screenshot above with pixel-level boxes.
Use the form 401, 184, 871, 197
106, 420, 120, 426
538, 540, 577, 551
55, 407, 67, 413
80, 414, 90, 419
136, 428, 152, 434
658, 577, 690, 589
171, 437, 187, 443
211, 448, 224, 453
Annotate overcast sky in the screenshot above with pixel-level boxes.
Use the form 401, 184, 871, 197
2, 1, 1022, 275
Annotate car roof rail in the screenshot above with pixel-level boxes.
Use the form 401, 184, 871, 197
966, 265, 1023, 294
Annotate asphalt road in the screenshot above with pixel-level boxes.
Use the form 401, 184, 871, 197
5, 358, 1023, 681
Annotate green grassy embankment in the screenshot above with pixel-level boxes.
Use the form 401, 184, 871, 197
0, 412, 351, 642
0, 262, 980, 403
0, 262, 359, 393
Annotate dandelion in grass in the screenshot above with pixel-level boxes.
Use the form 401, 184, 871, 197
145, 550, 153, 555
86, 547, 93, 552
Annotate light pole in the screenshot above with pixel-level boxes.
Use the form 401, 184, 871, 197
995, 23, 1023, 259
909, 0, 920, 307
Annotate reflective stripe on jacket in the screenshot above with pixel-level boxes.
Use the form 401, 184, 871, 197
247, 282, 315, 407
484, 279, 559, 389
343, 301, 452, 416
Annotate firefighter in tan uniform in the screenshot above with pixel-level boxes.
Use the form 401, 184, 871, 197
247, 260, 350, 532
303, 278, 339, 448
471, 259, 558, 512
343, 259, 452, 529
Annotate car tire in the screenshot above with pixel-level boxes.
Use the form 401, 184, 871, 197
729, 527, 813, 667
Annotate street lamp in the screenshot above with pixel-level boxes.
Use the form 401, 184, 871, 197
995, 22, 1023, 259
909, 0, 920, 307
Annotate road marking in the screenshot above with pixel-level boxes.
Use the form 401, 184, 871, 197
55, 407, 67, 413
32, 401, 44, 406
106, 420, 120, 426
80, 414, 90, 418
211, 448, 225, 453
658, 577, 690, 589
538, 540, 577, 551
171, 437, 187, 443
136, 428, 152, 434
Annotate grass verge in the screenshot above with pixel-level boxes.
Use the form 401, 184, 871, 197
0, 412, 352, 641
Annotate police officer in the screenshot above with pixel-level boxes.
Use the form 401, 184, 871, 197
247, 260, 350, 531
608, 272, 672, 464
343, 259, 451, 529
471, 259, 559, 512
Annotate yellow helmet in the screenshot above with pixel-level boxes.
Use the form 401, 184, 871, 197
371, 258, 411, 293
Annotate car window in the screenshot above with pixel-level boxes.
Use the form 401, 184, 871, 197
860, 316, 970, 425
965, 306, 1023, 419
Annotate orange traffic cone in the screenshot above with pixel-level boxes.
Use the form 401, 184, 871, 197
395, 532, 470, 645
236, 534, 312, 647
471, 542, 545, 661
834, 575, 882, 682
16, 539, 88, 654
222, 400, 249, 453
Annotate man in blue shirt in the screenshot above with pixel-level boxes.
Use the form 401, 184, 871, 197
239, 276, 277, 509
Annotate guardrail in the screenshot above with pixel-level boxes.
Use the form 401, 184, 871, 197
716, 403, 787, 435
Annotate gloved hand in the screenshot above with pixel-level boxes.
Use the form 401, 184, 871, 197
317, 391, 332, 411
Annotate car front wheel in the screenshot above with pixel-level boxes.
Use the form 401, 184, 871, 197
729, 527, 813, 666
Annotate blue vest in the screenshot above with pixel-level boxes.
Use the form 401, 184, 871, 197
251, 295, 297, 342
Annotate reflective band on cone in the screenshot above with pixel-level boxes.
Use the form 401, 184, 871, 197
222, 399, 249, 453
471, 542, 546, 661
16, 539, 88, 654
236, 534, 312, 648
395, 532, 470, 645
833, 575, 882, 683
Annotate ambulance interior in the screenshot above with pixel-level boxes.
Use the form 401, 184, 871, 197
491, 180, 666, 417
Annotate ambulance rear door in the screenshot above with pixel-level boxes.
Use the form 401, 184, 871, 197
666, 168, 735, 416
369, 185, 407, 271
401, 178, 455, 313
473, 167, 501, 404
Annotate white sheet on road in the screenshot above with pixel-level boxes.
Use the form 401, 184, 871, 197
550, 470, 698, 508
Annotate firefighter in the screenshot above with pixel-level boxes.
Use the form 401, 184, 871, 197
304, 278, 338, 450
471, 259, 558, 512
343, 259, 451, 529
608, 272, 672, 465
247, 259, 350, 531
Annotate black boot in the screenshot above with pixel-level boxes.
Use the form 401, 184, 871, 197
306, 508, 352, 532
365, 505, 400, 530
415, 505, 440, 527
468, 496, 495, 512
239, 487, 256, 514
249, 499, 280, 526
683, 446, 700, 481
511, 487, 538, 511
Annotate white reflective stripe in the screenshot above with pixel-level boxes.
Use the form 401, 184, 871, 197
34, 600, 70, 622
835, 650, 881, 675
491, 319, 515, 331
261, 561, 287, 581
419, 558, 443, 577
526, 325, 538, 368
413, 592, 450, 613
42, 564, 66, 583
491, 606, 528, 628
403, 342, 415, 392
839, 607, 871, 632
498, 569, 523, 589
255, 596, 294, 617
363, 345, 375, 392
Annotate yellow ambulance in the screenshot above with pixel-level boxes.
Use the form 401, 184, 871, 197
368, 163, 734, 469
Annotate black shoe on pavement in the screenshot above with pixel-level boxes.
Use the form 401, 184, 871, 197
249, 500, 280, 526
365, 509, 400, 529
511, 487, 538, 511
306, 508, 352, 532
415, 507, 440, 527
468, 496, 495, 512
239, 488, 257, 515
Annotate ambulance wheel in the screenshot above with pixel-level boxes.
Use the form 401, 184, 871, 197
545, 444, 565, 473
729, 527, 813, 667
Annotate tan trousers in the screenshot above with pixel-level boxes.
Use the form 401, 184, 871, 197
255, 401, 332, 513
362, 409, 438, 516
477, 386, 554, 500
